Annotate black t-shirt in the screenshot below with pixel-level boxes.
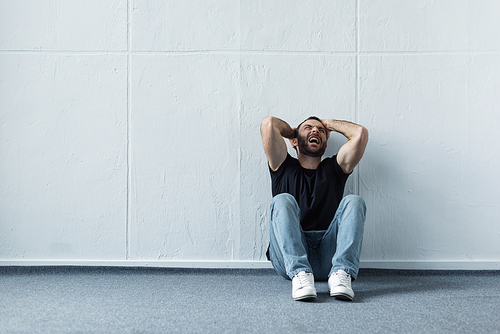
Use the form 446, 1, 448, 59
270, 153, 350, 231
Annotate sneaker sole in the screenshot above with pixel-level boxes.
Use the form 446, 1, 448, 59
330, 291, 354, 301
293, 293, 317, 301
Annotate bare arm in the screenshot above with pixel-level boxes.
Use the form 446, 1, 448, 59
322, 119, 368, 174
261, 117, 295, 171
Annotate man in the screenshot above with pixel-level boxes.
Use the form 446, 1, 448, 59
260, 116, 368, 301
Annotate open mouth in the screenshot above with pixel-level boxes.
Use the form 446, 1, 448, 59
308, 136, 320, 144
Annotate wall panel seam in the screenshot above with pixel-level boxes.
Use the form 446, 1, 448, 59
126, 0, 131, 260
1, 51, 499, 56
355, 0, 360, 196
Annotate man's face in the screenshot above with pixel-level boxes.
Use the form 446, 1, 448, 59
295, 120, 328, 157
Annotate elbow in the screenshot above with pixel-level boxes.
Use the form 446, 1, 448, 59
359, 126, 369, 146
261, 116, 275, 133
262, 116, 274, 126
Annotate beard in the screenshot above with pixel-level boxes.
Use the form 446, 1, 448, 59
297, 133, 327, 157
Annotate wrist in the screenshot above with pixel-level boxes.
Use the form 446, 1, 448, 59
322, 119, 336, 131
283, 127, 295, 139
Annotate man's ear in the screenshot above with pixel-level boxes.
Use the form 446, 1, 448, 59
291, 138, 298, 150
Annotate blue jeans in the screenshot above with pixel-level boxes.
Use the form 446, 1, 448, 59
268, 193, 366, 281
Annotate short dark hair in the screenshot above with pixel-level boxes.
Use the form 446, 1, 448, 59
294, 116, 322, 138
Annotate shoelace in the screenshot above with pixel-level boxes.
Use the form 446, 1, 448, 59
335, 272, 351, 287
296, 273, 314, 287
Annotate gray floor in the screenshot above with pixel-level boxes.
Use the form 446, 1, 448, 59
1, 267, 499, 333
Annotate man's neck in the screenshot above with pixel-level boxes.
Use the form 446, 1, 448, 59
297, 153, 322, 170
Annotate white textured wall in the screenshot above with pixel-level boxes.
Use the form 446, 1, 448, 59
1, 0, 499, 268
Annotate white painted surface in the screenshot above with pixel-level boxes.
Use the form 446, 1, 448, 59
1, 0, 499, 269
130, 54, 241, 260
132, 0, 239, 51
0, 54, 127, 259
0, 0, 127, 51
241, 0, 356, 51
360, 0, 469, 52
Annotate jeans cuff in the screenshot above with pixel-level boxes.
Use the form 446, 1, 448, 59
330, 267, 358, 281
289, 268, 313, 280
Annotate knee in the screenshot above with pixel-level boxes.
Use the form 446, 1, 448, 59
342, 195, 366, 215
271, 193, 298, 209
270, 193, 300, 217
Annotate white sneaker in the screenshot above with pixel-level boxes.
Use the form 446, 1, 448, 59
328, 270, 354, 301
292, 271, 317, 301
